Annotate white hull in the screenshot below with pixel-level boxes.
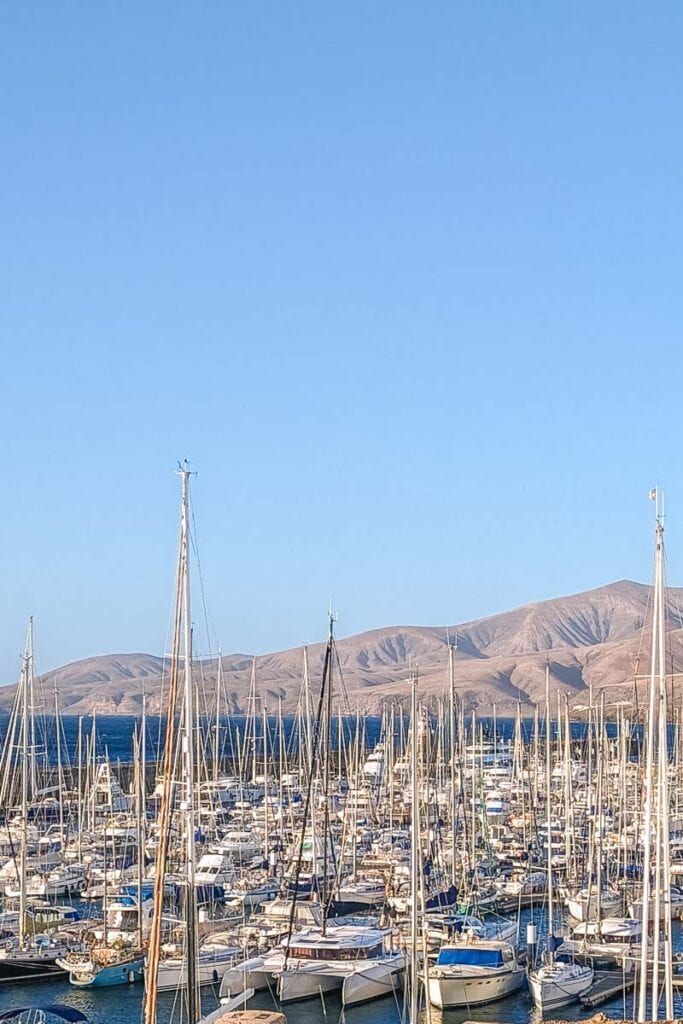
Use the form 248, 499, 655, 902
278, 965, 342, 1002
238, 885, 280, 909
278, 952, 404, 1005
566, 894, 622, 922
528, 963, 594, 1010
428, 968, 523, 1008
342, 957, 405, 1005
629, 897, 683, 921
220, 954, 283, 997
156, 951, 241, 991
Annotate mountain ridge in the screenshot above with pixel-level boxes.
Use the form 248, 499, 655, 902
2, 579, 682, 715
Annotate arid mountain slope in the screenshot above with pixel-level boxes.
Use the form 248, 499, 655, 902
2, 580, 682, 714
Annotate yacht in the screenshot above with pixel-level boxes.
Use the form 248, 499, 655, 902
565, 884, 623, 922
563, 916, 644, 964
156, 931, 243, 991
276, 923, 404, 1005
428, 938, 524, 1008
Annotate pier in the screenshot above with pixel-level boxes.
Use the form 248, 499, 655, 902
580, 970, 635, 1009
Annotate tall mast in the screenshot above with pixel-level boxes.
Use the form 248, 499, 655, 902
76, 716, 83, 864
18, 619, 32, 949
28, 619, 37, 800
247, 658, 258, 785
545, 663, 554, 955
134, 720, 143, 948
54, 682, 64, 852
213, 649, 222, 788
179, 464, 200, 1024
143, 462, 199, 1024
563, 696, 572, 877
637, 486, 673, 1022
262, 703, 269, 865
409, 669, 419, 1024
321, 609, 335, 933
448, 638, 457, 888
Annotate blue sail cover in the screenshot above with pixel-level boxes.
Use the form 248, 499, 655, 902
436, 948, 504, 968
0, 1007, 88, 1023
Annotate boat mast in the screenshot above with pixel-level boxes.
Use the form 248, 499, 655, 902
321, 609, 335, 933
409, 669, 419, 1024
636, 487, 674, 1021
54, 681, 64, 852
134, 719, 144, 948
143, 462, 198, 1024
448, 638, 457, 888
77, 716, 83, 864
262, 703, 269, 864
213, 649, 222, 788
18, 619, 32, 950
178, 464, 200, 1024
545, 663, 555, 960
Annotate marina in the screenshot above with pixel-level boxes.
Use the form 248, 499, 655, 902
0, 490, 683, 1024
0, 480, 676, 1024
3, 1, 680, 1021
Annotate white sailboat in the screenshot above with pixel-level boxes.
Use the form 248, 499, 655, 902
0, 620, 71, 984
143, 463, 204, 1024
636, 487, 674, 1023
527, 666, 593, 1011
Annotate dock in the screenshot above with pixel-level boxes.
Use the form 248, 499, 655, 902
580, 970, 635, 1009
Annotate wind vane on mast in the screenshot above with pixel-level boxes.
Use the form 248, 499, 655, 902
649, 484, 664, 523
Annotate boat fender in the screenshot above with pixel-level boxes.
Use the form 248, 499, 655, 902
77, 880, 87, 893
4, 940, 13, 952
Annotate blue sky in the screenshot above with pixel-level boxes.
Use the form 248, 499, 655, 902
1, 3, 682, 681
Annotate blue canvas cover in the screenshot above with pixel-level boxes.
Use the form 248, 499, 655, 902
0, 1007, 88, 1023
436, 947, 504, 968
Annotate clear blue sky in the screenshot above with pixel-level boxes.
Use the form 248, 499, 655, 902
1, 2, 682, 682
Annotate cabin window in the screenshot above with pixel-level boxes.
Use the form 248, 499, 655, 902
288, 942, 382, 961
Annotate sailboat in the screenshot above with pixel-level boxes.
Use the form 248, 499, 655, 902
527, 668, 593, 1011
143, 463, 210, 1024
277, 615, 404, 1006
224, 615, 404, 1008
636, 487, 675, 1023
56, 726, 150, 987
0, 620, 71, 983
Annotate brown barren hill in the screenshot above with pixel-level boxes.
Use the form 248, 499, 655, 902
2, 580, 682, 715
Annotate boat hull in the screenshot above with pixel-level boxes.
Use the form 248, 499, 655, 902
0, 956, 66, 984
527, 964, 594, 1010
342, 958, 405, 1006
278, 966, 343, 1003
220, 955, 281, 997
428, 968, 524, 1008
69, 957, 145, 987
156, 950, 241, 991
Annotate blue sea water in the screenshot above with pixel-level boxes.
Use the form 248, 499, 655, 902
0, 713, 642, 769
0, 715, 387, 767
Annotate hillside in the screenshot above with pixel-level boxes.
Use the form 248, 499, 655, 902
2, 579, 682, 714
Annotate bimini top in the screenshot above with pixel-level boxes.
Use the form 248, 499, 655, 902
436, 947, 505, 968
0, 1007, 88, 1023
